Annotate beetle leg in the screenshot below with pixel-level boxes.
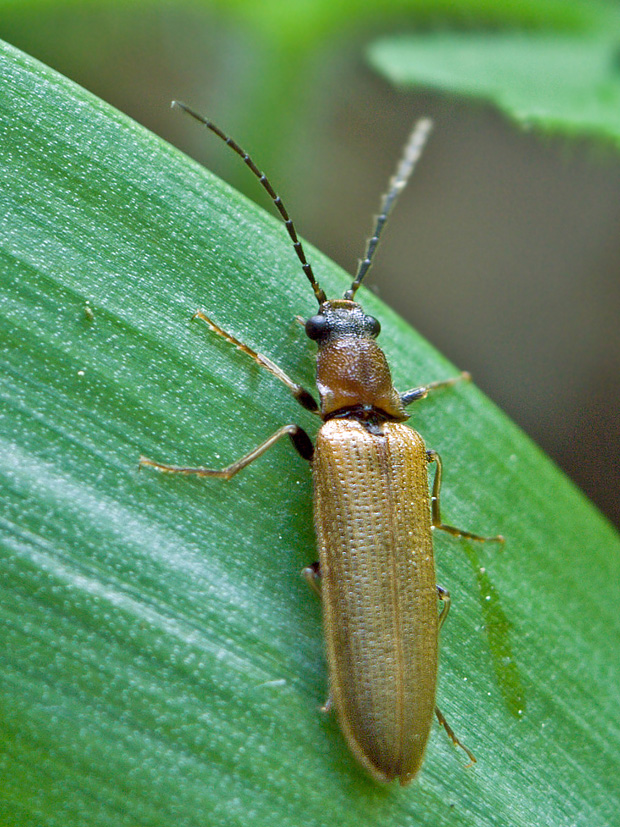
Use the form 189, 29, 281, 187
427, 450, 505, 543
302, 561, 321, 597
435, 706, 476, 766
193, 310, 319, 413
436, 590, 476, 765
140, 424, 313, 478
437, 584, 451, 632
300, 563, 333, 712
400, 371, 470, 407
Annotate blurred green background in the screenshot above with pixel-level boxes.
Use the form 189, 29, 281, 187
1, 0, 619, 533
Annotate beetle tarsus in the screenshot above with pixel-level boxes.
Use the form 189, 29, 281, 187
401, 371, 471, 407
139, 425, 304, 480
435, 706, 477, 766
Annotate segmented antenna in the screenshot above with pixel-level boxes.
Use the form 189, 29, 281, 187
172, 101, 327, 306
345, 118, 433, 301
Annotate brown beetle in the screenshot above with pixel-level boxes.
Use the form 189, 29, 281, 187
141, 105, 503, 784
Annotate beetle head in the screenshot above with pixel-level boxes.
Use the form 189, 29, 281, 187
305, 300, 381, 344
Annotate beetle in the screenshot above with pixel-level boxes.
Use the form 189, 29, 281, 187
140, 103, 504, 785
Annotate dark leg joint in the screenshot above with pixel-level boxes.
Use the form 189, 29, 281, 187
294, 388, 319, 413
289, 426, 314, 461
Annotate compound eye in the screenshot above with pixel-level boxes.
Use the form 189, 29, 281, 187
366, 315, 381, 337
305, 314, 328, 340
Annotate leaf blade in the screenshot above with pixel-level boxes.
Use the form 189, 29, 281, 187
369, 30, 620, 146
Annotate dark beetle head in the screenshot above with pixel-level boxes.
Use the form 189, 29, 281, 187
305, 300, 381, 344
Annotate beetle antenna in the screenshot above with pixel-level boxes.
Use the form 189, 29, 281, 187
345, 118, 433, 301
172, 101, 327, 306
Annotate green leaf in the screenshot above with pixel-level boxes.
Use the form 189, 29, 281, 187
369, 29, 620, 146
1, 40, 619, 827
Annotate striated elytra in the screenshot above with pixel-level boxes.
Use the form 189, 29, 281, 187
315, 419, 437, 783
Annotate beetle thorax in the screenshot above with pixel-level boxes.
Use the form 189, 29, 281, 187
316, 336, 406, 420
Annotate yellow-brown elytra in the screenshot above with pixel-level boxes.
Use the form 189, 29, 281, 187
140, 102, 504, 785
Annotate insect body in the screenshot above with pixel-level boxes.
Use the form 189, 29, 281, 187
141, 104, 503, 785
315, 418, 437, 782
